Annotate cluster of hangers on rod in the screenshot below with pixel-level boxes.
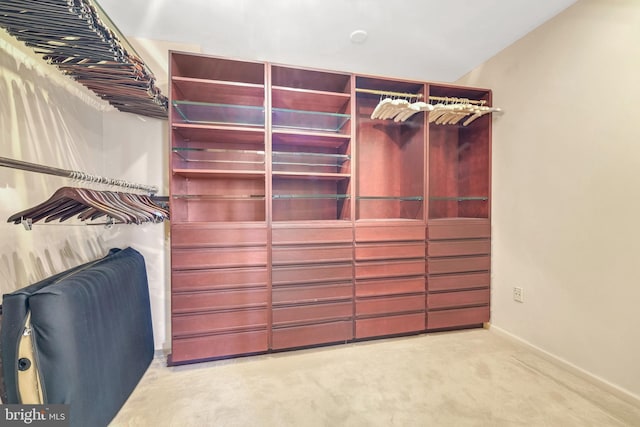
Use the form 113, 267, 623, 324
356, 88, 502, 125
1, 156, 169, 230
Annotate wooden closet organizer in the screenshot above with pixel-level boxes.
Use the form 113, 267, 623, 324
168, 51, 492, 365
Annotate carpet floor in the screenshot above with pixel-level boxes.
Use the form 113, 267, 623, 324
110, 328, 640, 426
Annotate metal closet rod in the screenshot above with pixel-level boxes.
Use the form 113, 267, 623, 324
0, 156, 158, 194
355, 88, 487, 105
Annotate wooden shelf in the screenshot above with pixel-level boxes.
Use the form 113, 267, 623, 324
172, 77, 265, 105
172, 169, 265, 179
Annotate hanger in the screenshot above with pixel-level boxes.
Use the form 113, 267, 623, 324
7, 186, 169, 227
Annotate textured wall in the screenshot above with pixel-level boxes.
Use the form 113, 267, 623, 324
0, 29, 167, 350
457, 0, 640, 399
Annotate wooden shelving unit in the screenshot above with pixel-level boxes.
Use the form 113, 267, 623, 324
168, 52, 494, 364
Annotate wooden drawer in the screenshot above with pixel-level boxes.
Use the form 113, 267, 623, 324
356, 277, 425, 298
271, 320, 353, 350
272, 244, 352, 265
428, 218, 490, 240
427, 255, 490, 275
427, 239, 490, 257
356, 294, 424, 317
273, 282, 353, 304
272, 225, 352, 245
355, 224, 425, 242
355, 312, 425, 339
173, 247, 267, 270
272, 263, 353, 285
171, 224, 267, 247
428, 272, 490, 292
172, 267, 268, 292
172, 308, 268, 336
272, 301, 352, 326
172, 288, 268, 313
427, 288, 490, 310
355, 259, 424, 279
355, 242, 424, 261
171, 329, 268, 363
427, 306, 490, 330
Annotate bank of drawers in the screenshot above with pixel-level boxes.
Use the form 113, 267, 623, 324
271, 224, 354, 350
170, 223, 269, 363
354, 223, 426, 338
426, 218, 490, 330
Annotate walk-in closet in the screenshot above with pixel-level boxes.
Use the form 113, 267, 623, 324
2, 1, 640, 426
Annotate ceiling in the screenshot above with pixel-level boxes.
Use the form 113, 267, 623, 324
97, 0, 577, 83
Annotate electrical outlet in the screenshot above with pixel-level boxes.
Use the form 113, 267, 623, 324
513, 287, 524, 303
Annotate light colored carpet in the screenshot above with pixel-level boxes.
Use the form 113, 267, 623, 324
110, 329, 640, 426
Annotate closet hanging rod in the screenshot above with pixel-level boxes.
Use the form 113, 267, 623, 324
429, 95, 487, 106
355, 88, 424, 99
355, 89, 487, 105
0, 156, 158, 194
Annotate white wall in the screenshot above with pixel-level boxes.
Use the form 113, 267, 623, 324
457, 0, 640, 399
0, 29, 167, 350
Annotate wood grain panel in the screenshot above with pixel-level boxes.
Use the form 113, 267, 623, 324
272, 264, 353, 285
172, 267, 268, 292
273, 282, 353, 304
427, 255, 490, 275
355, 313, 425, 339
172, 224, 267, 247
427, 239, 490, 257
355, 295, 424, 317
170, 329, 268, 363
271, 321, 353, 350
272, 245, 352, 265
355, 259, 424, 279
355, 224, 425, 242
172, 308, 268, 336
272, 302, 352, 326
427, 306, 489, 330
272, 225, 352, 244
172, 288, 268, 313
355, 277, 425, 298
427, 272, 490, 292
172, 247, 267, 269
355, 242, 424, 261
427, 218, 490, 240
427, 288, 490, 310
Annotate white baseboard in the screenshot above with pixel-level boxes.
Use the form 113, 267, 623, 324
489, 325, 640, 408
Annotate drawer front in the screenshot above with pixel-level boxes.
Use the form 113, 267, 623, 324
172, 224, 267, 247
427, 256, 490, 275
273, 282, 353, 304
355, 313, 425, 339
272, 245, 352, 265
272, 264, 353, 285
428, 218, 490, 240
272, 226, 352, 245
356, 295, 424, 317
171, 329, 268, 363
271, 320, 353, 350
355, 259, 425, 279
355, 242, 424, 261
427, 306, 490, 330
356, 277, 425, 298
427, 289, 490, 310
172, 267, 268, 292
355, 224, 425, 243
427, 239, 490, 257
173, 247, 267, 270
428, 272, 490, 292
172, 308, 268, 336
272, 301, 352, 326
172, 288, 268, 313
